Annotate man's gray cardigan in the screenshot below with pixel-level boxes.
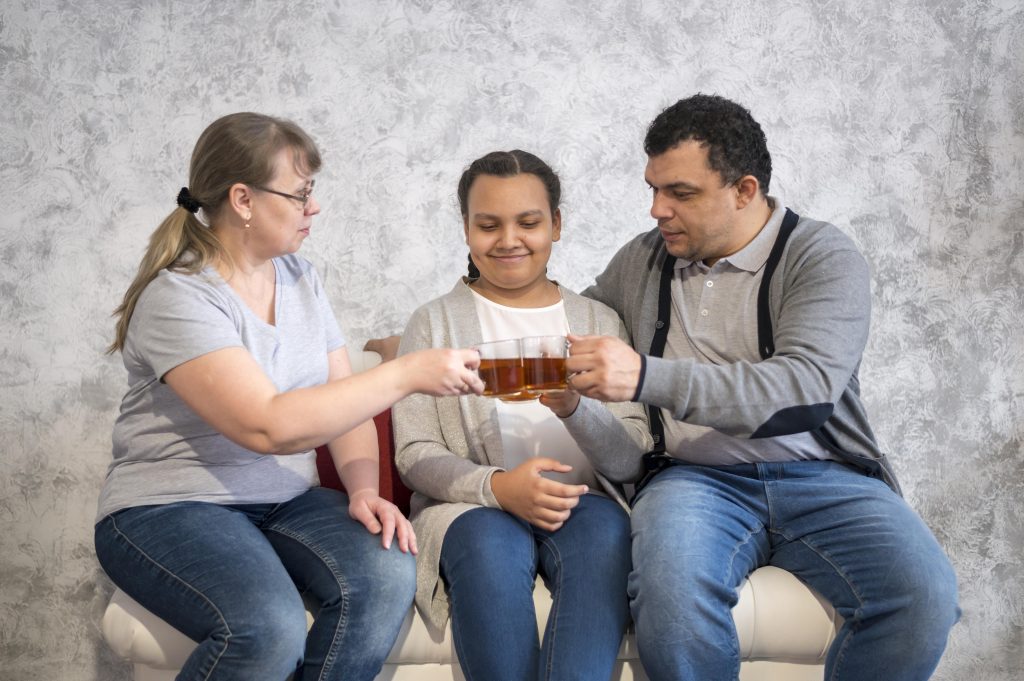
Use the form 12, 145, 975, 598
583, 213, 900, 493
393, 280, 652, 632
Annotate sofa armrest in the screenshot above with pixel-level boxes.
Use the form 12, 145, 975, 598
348, 348, 383, 373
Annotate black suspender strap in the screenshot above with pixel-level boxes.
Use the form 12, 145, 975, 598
645, 251, 677, 451
756, 208, 800, 360
637, 209, 802, 491
637, 252, 677, 485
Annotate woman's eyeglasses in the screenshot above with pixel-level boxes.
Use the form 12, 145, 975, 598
252, 179, 315, 210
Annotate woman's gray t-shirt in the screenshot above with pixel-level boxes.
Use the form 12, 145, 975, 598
97, 254, 344, 522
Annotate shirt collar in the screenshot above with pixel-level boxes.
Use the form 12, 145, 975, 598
673, 196, 786, 273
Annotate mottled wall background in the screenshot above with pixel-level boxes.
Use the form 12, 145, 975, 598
0, 0, 1021, 679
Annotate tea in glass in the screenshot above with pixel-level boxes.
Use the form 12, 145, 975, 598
474, 339, 528, 399
521, 335, 569, 394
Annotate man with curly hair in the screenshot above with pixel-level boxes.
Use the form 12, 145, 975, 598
567, 94, 959, 680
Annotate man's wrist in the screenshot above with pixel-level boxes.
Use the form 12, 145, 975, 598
632, 353, 647, 402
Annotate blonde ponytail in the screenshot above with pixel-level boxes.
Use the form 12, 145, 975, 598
108, 112, 322, 354
107, 207, 225, 353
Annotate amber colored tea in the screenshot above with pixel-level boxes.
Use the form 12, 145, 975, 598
523, 356, 567, 392
478, 358, 526, 397
499, 390, 540, 402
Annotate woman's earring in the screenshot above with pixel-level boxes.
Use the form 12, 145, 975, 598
245, 213, 251, 229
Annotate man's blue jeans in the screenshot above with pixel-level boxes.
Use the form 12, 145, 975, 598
440, 494, 631, 681
629, 461, 959, 681
94, 486, 416, 681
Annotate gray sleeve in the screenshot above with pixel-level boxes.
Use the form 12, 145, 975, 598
392, 306, 502, 508
639, 235, 872, 439
560, 307, 652, 482
127, 274, 242, 381
581, 239, 632, 318
309, 265, 345, 353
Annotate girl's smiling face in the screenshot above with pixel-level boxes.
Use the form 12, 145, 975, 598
463, 173, 561, 305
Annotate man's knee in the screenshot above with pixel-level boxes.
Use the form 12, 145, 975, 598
900, 550, 960, 635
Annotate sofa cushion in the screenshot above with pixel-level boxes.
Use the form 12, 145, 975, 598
102, 564, 838, 671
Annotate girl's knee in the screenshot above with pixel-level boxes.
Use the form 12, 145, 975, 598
444, 509, 531, 567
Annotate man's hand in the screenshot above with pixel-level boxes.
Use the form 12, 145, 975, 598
565, 334, 642, 402
490, 458, 588, 531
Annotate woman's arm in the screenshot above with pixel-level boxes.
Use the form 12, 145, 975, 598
392, 308, 503, 508
322, 347, 416, 554
163, 344, 482, 456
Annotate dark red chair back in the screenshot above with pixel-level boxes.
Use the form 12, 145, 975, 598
315, 409, 413, 515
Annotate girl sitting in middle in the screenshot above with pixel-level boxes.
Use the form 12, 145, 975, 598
393, 150, 652, 681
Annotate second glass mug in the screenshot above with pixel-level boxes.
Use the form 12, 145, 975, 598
475, 336, 569, 401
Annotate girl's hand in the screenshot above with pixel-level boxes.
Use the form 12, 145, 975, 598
489, 458, 588, 531
539, 390, 580, 418
348, 489, 418, 554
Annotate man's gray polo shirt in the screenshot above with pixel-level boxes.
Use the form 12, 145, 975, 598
661, 197, 838, 465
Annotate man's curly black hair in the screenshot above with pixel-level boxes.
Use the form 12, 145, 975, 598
644, 94, 772, 196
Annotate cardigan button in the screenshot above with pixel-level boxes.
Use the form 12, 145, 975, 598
655, 320, 665, 329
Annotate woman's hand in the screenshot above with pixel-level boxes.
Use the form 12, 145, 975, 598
489, 458, 588, 532
397, 348, 484, 397
539, 390, 580, 418
347, 488, 418, 554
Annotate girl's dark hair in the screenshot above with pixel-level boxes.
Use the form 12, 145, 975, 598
644, 94, 771, 195
457, 150, 561, 279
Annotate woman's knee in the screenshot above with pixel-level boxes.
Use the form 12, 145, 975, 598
345, 542, 417, 609
222, 591, 308, 666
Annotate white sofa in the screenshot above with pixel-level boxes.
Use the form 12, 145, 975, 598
100, 350, 842, 681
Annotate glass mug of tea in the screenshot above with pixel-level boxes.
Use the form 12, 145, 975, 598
475, 339, 529, 401
520, 335, 569, 395
474, 336, 569, 402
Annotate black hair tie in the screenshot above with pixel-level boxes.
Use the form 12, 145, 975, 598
176, 187, 201, 214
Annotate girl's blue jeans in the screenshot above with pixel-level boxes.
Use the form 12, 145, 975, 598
439, 493, 632, 681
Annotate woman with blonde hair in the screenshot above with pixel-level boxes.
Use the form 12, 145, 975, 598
95, 112, 483, 681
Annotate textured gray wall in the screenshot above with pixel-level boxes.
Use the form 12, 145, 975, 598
1, 0, 1021, 679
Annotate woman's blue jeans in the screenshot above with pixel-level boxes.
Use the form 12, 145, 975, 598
94, 486, 416, 681
439, 493, 631, 681
629, 461, 960, 681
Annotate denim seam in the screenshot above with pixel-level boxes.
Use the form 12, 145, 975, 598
264, 525, 350, 681
783, 535, 865, 681
449, 614, 472, 680
536, 533, 561, 681
108, 514, 231, 681
723, 522, 760, 676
